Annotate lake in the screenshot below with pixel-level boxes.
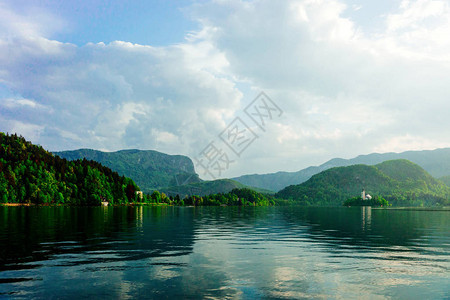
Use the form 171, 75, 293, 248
0, 206, 449, 299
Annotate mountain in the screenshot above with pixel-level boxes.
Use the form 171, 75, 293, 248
233, 148, 450, 192
275, 159, 450, 207
0, 133, 140, 205
55, 148, 272, 197
160, 179, 272, 198
55, 149, 201, 193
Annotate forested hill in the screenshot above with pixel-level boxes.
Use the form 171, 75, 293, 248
233, 148, 450, 192
160, 178, 273, 198
55, 149, 201, 193
275, 159, 450, 207
0, 133, 140, 205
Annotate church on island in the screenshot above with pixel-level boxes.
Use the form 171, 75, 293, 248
361, 189, 372, 200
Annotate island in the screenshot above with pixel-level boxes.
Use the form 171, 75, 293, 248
343, 189, 391, 207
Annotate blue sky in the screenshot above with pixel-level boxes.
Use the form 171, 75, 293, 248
1, 0, 450, 178
5, 0, 197, 45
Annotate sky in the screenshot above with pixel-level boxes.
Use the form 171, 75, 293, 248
1, 0, 450, 179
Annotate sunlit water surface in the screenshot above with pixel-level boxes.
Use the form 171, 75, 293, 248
0, 206, 449, 299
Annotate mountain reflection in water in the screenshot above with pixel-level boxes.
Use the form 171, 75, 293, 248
0, 206, 448, 299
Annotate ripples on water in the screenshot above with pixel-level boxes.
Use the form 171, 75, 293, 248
0, 206, 449, 299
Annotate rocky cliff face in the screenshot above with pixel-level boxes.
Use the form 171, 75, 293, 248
55, 149, 201, 192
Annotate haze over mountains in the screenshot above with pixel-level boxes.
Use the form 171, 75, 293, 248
56, 147, 450, 197
233, 148, 450, 192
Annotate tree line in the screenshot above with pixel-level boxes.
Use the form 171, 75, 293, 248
343, 196, 391, 207
0, 133, 275, 206
144, 188, 276, 206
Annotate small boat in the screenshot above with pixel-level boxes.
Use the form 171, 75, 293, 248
101, 201, 109, 207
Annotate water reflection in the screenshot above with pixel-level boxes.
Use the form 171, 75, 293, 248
0, 206, 449, 299
188, 207, 449, 299
361, 206, 372, 231
278, 207, 450, 249
0, 208, 195, 269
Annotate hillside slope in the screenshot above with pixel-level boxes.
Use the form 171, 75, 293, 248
275, 160, 450, 207
55, 149, 201, 193
160, 179, 272, 197
0, 133, 139, 205
233, 148, 450, 192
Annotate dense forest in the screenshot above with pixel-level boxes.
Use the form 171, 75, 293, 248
56, 148, 201, 193
57, 149, 271, 197
160, 178, 273, 198
146, 188, 276, 206
0, 133, 140, 205
276, 160, 450, 207
0, 133, 275, 206
3, 133, 448, 207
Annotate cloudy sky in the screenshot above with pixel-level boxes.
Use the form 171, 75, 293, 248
1, 0, 450, 179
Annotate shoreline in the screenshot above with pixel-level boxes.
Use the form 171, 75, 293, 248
1, 203, 37, 206
0, 203, 172, 207
371, 206, 450, 211
2, 203, 449, 210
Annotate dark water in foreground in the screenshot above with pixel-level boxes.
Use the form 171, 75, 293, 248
0, 206, 449, 299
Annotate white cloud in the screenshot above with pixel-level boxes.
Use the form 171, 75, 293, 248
374, 134, 450, 153
0, 119, 44, 142
0, 4, 242, 155
184, 0, 450, 175
0, 2, 66, 39
1, 97, 46, 109
383, 0, 450, 59
1, 0, 450, 177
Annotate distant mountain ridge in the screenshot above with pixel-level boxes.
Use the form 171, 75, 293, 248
275, 159, 450, 207
233, 148, 450, 192
55, 149, 201, 193
55, 148, 267, 196
56, 147, 450, 197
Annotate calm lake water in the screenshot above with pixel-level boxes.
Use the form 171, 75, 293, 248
0, 206, 449, 299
